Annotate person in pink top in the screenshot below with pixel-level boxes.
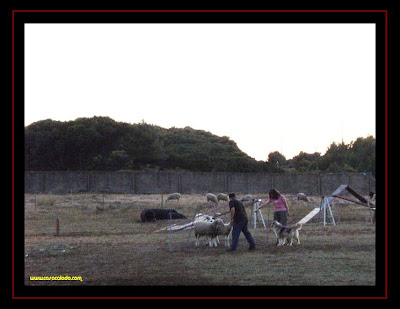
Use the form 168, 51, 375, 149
257, 188, 290, 226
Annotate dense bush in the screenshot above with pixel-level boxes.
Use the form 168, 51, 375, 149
25, 117, 375, 176
25, 117, 273, 172
285, 136, 376, 176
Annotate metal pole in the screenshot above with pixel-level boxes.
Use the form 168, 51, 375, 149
168, 209, 173, 252
266, 204, 271, 246
186, 204, 201, 247
327, 201, 336, 225
258, 209, 267, 229
319, 196, 324, 224
253, 203, 257, 229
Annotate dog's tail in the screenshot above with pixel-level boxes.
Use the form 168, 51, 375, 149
292, 223, 302, 231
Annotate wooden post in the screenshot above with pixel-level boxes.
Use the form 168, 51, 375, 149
55, 200, 60, 236
55, 217, 60, 236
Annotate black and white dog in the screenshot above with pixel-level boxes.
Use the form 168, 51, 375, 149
272, 220, 302, 246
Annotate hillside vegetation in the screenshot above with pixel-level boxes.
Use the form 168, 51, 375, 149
25, 117, 375, 175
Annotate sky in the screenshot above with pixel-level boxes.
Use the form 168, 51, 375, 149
25, 23, 376, 161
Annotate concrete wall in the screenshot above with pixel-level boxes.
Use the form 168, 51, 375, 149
25, 171, 376, 196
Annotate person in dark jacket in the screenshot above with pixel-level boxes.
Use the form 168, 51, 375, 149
227, 193, 256, 252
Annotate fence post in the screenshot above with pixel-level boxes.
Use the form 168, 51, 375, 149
87, 173, 91, 192
133, 172, 137, 194
41, 172, 46, 193
318, 173, 322, 196
55, 217, 60, 236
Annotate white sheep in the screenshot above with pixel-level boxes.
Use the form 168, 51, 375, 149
194, 219, 224, 247
206, 193, 218, 204
214, 218, 233, 247
165, 193, 181, 203
194, 213, 214, 223
297, 193, 309, 202
240, 194, 253, 202
217, 193, 229, 203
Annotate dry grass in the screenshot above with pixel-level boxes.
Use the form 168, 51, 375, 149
24, 193, 375, 286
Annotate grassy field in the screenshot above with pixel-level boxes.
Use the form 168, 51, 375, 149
24, 193, 376, 286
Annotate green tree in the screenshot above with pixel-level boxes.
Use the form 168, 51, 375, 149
107, 150, 130, 171
267, 151, 287, 169
25, 117, 375, 175
348, 136, 376, 176
290, 151, 321, 172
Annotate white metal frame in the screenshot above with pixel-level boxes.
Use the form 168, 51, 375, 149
252, 201, 267, 229
321, 196, 336, 226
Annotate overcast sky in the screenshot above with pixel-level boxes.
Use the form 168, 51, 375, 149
25, 23, 376, 160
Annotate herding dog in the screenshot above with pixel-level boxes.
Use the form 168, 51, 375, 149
272, 220, 302, 246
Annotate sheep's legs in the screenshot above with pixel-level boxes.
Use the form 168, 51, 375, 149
213, 237, 218, 247
196, 236, 221, 248
208, 237, 218, 247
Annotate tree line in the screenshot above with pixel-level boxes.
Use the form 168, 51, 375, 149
25, 117, 375, 176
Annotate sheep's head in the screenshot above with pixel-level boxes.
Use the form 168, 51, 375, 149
207, 219, 219, 232
204, 215, 214, 222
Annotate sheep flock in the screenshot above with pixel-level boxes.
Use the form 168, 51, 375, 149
157, 192, 247, 248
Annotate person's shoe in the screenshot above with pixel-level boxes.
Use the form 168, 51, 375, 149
248, 246, 256, 251
226, 248, 236, 252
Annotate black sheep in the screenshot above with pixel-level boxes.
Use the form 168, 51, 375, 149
140, 209, 187, 222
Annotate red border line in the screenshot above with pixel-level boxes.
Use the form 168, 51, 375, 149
13, 9, 387, 300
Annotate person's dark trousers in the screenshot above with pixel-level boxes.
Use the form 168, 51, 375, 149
230, 221, 256, 251
274, 211, 288, 226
